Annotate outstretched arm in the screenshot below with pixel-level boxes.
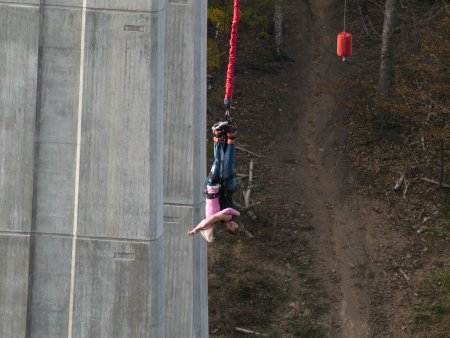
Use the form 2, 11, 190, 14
187, 213, 233, 236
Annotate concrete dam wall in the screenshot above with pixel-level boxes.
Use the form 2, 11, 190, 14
0, 0, 207, 337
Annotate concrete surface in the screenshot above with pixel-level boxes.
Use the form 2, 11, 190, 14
164, 0, 208, 337
0, 0, 208, 336
0, 4, 38, 337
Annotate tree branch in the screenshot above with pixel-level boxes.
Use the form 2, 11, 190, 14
236, 146, 263, 158
421, 177, 450, 189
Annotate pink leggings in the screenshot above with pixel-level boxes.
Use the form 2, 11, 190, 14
205, 185, 221, 218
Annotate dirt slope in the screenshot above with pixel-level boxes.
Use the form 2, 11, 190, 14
261, 1, 376, 336
208, 0, 402, 337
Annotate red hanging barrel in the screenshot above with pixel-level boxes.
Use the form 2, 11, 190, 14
337, 32, 352, 58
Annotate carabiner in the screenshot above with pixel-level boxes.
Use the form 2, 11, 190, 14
225, 109, 232, 122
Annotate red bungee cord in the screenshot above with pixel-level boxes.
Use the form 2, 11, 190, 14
224, 0, 240, 111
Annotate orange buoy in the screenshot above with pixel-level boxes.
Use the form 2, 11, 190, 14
337, 32, 352, 59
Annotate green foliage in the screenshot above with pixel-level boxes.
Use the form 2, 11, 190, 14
444, 202, 450, 226
209, 0, 276, 36
428, 204, 450, 237
385, 9, 449, 139
208, 0, 226, 8
206, 4, 229, 75
207, 1, 277, 74
350, 2, 449, 140
286, 318, 325, 338
413, 267, 450, 335
432, 267, 450, 290
223, 274, 287, 327
429, 222, 450, 238
228, 275, 286, 308
207, 39, 222, 72
355, 4, 450, 190
208, 7, 230, 35
240, 0, 275, 35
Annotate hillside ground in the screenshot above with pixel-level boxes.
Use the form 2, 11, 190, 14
206, 1, 450, 337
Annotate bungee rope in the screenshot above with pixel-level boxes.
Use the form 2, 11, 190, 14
224, 0, 240, 120
343, 0, 347, 33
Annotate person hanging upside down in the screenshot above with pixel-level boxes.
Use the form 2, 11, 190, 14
187, 207, 240, 237
187, 119, 239, 242
208, 119, 237, 210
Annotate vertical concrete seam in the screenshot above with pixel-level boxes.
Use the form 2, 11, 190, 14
26, 3, 44, 335
67, 1, 86, 337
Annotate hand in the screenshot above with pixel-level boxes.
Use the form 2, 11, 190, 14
187, 228, 197, 236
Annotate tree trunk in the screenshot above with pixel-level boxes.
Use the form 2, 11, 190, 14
274, 0, 283, 60
377, 0, 399, 124
378, 0, 398, 96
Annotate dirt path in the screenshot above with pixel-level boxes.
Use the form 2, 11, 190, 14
208, 0, 396, 336
264, 0, 384, 336
209, 1, 450, 336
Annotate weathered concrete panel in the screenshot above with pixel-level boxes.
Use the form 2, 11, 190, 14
164, 0, 208, 337
34, 143, 76, 234
78, 10, 164, 240
164, 204, 207, 338
164, 1, 206, 205
1, 1, 79, 7
36, 8, 81, 144
28, 235, 72, 338
192, 212, 208, 338
71, 237, 165, 338
1, 0, 208, 337
34, 7, 81, 235
86, 0, 165, 11
0, 5, 39, 232
0, 0, 39, 5
0, 235, 30, 338
0, 0, 165, 11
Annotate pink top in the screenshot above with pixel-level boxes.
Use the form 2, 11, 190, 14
216, 208, 240, 217
195, 207, 240, 232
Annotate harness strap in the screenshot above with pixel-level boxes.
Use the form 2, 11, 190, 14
205, 192, 220, 199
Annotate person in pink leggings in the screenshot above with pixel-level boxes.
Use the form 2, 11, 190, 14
187, 207, 240, 241
187, 120, 239, 242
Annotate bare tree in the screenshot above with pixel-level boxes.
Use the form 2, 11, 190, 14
378, 0, 399, 96
377, 0, 399, 125
274, 0, 283, 60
